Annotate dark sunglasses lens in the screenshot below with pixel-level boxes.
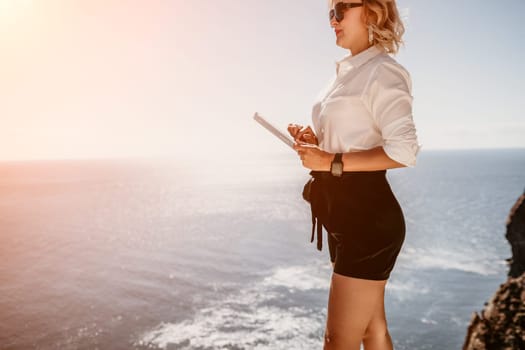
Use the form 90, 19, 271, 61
335, 3, 342, 21
329, 3, 344, 22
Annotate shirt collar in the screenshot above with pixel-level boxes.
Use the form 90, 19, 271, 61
334, 44, 384, 75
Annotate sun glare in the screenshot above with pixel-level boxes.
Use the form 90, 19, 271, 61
0, 0, 33, 24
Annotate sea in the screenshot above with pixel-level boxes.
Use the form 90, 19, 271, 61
1, 148, 524, 350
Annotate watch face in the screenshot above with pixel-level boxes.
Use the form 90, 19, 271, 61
332, 162, 343, 176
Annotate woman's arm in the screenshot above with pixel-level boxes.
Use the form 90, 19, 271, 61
294, 143, 406, 172
340, 146, 406, 171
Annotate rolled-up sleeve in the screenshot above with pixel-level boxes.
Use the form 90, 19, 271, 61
363, 61, 422, 167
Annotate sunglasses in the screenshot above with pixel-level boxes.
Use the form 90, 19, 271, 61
329, 2, 363, 22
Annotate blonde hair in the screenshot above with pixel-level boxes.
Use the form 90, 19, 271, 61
327, 0, 405, 54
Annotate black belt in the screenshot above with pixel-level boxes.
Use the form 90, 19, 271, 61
306, 169, 387, 251
307, 170, 332, 252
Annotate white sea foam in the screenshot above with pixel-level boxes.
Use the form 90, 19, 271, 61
386, 278, 430, 302
261, 264, 328, 291
420, 317, 438, 325
134, 261, 330, 349
135, 305, 325, 350
398, 246, 505, 276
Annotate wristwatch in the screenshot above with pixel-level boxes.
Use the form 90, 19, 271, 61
330, 153, 344, 177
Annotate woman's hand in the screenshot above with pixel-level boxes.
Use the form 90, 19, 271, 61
287, 123, 319, 145
293, 141, 333, 171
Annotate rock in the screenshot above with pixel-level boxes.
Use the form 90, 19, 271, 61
463, 188, 525, 350
506, 189, 525, 278
463, 273, 525, 349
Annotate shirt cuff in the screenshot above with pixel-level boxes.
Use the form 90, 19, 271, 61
383, 141, 422, 168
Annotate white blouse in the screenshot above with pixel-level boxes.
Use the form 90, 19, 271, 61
311, 44, 422, 168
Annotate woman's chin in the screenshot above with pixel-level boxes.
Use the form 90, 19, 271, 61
335, 41, 349, 50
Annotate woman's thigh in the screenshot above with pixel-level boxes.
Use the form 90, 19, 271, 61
324, 272, 387, 349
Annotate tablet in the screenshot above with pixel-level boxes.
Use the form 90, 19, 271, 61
253, 112, 295, 150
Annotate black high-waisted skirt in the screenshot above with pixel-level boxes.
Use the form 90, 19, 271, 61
307, 169, 405, 281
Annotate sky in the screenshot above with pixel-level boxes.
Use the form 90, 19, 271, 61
1, 0, 524, 162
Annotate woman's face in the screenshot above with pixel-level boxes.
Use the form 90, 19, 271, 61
330, 1, 368, 51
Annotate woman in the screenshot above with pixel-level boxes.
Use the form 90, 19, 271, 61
288, 0, 421, 349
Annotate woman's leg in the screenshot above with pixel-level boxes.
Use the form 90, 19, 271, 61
323, 272, 388, 350
362, 283, 393, 350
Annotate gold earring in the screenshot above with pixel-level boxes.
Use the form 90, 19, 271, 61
368, 25, 374, 44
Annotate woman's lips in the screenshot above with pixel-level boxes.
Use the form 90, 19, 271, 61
336, 30, 343, 36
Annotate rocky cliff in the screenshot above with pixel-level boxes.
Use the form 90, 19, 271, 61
463, 189, 525, 350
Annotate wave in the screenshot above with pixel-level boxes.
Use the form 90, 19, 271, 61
134, 260, 331, 349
